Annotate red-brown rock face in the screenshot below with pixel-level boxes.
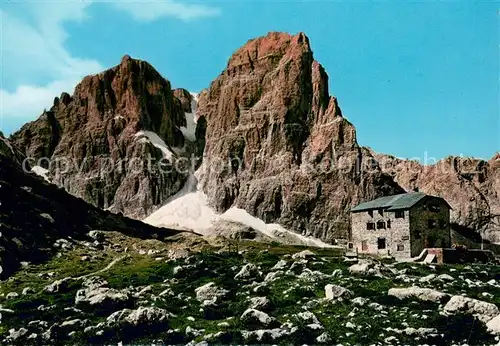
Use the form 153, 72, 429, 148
375, 152, 500, 242
196, 32, 403, 242
11, 56, 193, 219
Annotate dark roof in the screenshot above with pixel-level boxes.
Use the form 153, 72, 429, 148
351, 192, 450, 212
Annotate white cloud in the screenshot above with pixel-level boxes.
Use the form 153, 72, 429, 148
0, 4, 102, 129
109, 0, 220, 21
0, 0, 219, 133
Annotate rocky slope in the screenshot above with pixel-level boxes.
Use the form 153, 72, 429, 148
0, 135, 185, 279
196, 32, 403, 242
1, 241, 499, 345
374, 151, 500, 243
10, 56, 195, 219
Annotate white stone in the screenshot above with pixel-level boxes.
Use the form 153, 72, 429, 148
388, 286, 448, 303
292, 250, 315, 259
487, 315, 500, 335
444, 295, 500, 323
241, 308, 277, 327
234, 263, 258, 280
325, 284, 352, 300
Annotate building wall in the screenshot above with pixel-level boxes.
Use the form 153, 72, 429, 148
351, 208, 412, 258
409, 197, 451, 257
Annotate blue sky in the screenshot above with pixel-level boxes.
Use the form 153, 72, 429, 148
1, 1, 498, 160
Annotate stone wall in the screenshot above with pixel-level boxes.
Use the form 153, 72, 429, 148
351, 209, 411, 258
409, 197, 451, 257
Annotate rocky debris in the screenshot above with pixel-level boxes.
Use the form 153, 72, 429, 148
45, 278, 72, 293
352, 297, 369, 306
437, 274, 455, 282
196, 31, 403, 242
264, 270, 283, 283
21, 287, 34, 295
296, 311, 321, 326
486, 315, 500, 335
241, 327, 293, 343
7, 327, 28, 341
75, 279, 132, 313
292, 250, 315, 260
88, 231, 105, 242
195, 282, 228, 306
5, 292, 19, 300
388, 287, 449, 304
106, 306, 171, 329
374, 152, 500, 243
325, 284, 352, 300
298, 268, 329, 282
248, 296, 271, 310
316, 331, 332, 343
234, 263, 259, 280
271, 260, 288, 271
11, 56, 191, 220
403, 327, 439, 337
443, 295, 500, 323
418, 274, 436, 283
348, 261, 382, 276
241, 308, 278, 328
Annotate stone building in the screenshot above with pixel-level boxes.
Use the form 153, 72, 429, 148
350, 192, 451, 258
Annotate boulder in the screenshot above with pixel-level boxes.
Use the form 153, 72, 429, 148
388, 287, 449, 304
194, 282, 228, 306
486, 315, 500, 335
325, 284, 353, 300
443, 295, 500, 323
234, 263, 259, 280
241, 308, 278, 327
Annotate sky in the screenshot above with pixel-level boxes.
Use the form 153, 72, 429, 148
1, 1, 498, 161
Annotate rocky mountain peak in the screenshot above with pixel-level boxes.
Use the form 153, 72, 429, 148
196, 32, 402, 242
11, 56, 191, 219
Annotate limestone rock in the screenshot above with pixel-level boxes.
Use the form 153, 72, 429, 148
325, 284, 352, 300
11, 56, 191, 219
241, 308, 278, 327
388, 287, 449, 303
443, 295, 500, 323
486, 315, 500, 335
194, 282, 228, 305
196, 32, 403, 242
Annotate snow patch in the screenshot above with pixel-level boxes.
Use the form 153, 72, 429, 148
31, 166, 50, 182
180, 93, 198, 142
144, 172, 335, 248
134, 131, 174, 160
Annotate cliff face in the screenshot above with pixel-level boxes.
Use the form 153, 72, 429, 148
11, 56, 195, 219
375, 151, 500, 243
196, 32, 403, 242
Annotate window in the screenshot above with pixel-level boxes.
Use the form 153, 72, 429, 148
397, 244, 404, 251
377, 220, 386, 230
362, 240, 368, 251
428, 219, 437, 229
402, 235, 410, 241
378, 209, 384, 216
378, 237, 386, 249
366, 222, 375, 230
430, 204, 440, 212
368, 210, 373, 217
395, 210, 405, 219
387, 220, 391, 229
347, 242, 354, 249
